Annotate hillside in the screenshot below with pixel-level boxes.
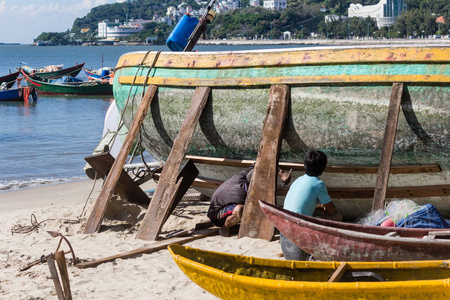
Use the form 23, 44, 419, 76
35, 0, 449, 44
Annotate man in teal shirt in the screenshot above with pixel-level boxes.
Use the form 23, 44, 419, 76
281, 150, 340, 260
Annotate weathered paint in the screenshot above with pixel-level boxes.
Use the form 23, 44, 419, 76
260, 200, 450, 262
115, 47, 450, 69
169, 245, 450, 300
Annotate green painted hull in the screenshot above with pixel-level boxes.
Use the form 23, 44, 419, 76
113, 46, 449, 217
24, 73, 113, 96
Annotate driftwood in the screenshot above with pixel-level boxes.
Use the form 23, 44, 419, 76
76, 228, 218, 269
48, 251, 72, 300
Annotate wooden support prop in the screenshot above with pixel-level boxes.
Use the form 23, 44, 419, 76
165, 159, 199, 223
136, 86, 211, 241
372, 83, 404, 211
84, 85, 158, 234
47, 257, 65, 300
76, 228, 218, 269
152, 172, 450, 199
239, 84, 290, 240
185, 155, 441, 174
328, 262, 348, 283
84, 152, 150, 205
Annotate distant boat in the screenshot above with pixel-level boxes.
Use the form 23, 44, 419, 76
0, 86, 37, 102
21, 70, 113, 96
0, 70, 20, 89
168, 244, 450, 300
259, 200, 450, 262
83, 67, 114, 81
21, 62, 85, 79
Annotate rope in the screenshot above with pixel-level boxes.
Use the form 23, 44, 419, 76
11, 214, 55, 235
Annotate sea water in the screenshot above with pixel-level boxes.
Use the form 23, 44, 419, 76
0, 44, 306, 191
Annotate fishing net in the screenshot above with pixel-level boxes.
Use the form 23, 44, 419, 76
356, 199, 422, 226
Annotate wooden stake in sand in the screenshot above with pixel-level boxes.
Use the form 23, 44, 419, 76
48, 251, 72, 300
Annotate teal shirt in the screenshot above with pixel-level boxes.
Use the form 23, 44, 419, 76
283, 174, 331, 216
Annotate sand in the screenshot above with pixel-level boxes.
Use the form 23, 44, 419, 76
0, 179, 282, 300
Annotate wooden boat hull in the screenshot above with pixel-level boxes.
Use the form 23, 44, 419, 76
83, 67, 112, 81
259, 200, 450, 262
22, 63, 85, 79
112, 46, 450, 218
0, 71, 20, 89
23, 71, 112, 96
168, 244, 450, 300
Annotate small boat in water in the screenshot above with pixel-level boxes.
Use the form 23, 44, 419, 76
0, 81, 37, 102
22, 70, 113, 96
168, 244, 450, 300
0, 70, 21, 89
21, 62, 85, 79
259, 200, 450, 262
83, 67, 113, 81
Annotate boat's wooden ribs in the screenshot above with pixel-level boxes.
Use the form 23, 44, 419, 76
151, 172, 449, 199
184, 155, 441, 174
239, 84, 290, 241
136, 87, 211, 241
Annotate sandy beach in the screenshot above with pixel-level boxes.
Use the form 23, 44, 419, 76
0, 179, 282, 300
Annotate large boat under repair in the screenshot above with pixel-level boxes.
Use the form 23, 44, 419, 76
112, 45, 449, 219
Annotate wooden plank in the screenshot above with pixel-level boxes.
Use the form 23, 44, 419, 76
239, 85, 290, 240
55, 251, 72, 300
47, 257, 65, 300
185, 155, 441, 174
84, 152, 150, 205
165, 159, 199, 223
76, 228, 218, 269
151, 172, 450, 199
372, 83, 404, 211
328, 263, 348, 283
83, 85, 158, 234
136, 86, 211, 241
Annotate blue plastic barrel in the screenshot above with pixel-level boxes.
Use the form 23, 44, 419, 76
166, 14, 199, 51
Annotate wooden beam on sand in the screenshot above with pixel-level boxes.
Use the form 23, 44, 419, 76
75, 228, 218, 269
185, 155, 441, 174
372, 83, 404, 211
136, 87, 211, 241
239, 85, 290, 240
83, 85, 158, 234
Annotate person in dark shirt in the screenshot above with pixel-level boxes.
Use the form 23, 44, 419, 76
207, 165, 291, 236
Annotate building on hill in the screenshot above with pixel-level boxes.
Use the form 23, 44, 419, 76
263, 0, 287, 11
250, 0, 260, 6
98, 19, 152, 39
348, 0, 407, 28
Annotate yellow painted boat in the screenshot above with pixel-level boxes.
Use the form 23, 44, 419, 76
168, 244, 450, 300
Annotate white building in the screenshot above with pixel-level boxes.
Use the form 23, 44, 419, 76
250, 0, 260, 6
348, 0, 407, 28
216, 1, 240, 13
97, 19, 152, 38
263, 0, 287, 11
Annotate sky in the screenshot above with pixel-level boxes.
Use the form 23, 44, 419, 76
0, 0, 126, 44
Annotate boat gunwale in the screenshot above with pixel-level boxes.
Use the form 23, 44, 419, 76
114, 46, 450, 72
